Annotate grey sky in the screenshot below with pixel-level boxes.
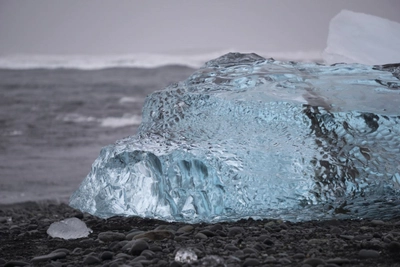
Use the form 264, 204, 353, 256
0, 0, 399, 55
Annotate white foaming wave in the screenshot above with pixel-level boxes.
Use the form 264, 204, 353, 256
59, 113, 141, 128
0, 50, 322, 70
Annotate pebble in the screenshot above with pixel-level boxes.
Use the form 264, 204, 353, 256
176, 225, 194, 234
388, 241, 400, 253
358, 249, 380, 258
242, 258, 261, 266
31, 252, 66, 263
224, 244, 239, 251
371, 220, 385, 225
199, 229, 216, 237
133, 230, 174, 241
194, 232, 208, 239
227, 226, 244, 237
82, 255, 101, 265
98, 231, 126, 242
327, 258, 351, 264
130, 240, 149, 255
3, 261, 29, 266
303, 258, 326, 267
126, 231, 145, 240
100, 251, 114, 260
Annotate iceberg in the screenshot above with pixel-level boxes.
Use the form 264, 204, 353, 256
70, 53, 400, 223
323, 10, 400, 65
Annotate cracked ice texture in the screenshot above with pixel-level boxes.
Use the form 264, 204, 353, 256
70, 53, 400, 222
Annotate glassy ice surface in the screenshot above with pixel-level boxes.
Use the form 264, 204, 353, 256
70, 53, 400, 223
47, 217, 92, 239
323, 10, 400, 65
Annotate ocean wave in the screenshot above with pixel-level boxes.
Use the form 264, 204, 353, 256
0, 50, 322, 70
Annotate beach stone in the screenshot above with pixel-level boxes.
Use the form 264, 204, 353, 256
176, 225, 194, 234
133, 230, 174, 240
199, 229, 216, 237
126, 231, 145, 240
303, 258, 326, 267
224, 244, 239, 251
293, 253, 306, 259
371, 220, 385, 225
243, 247, 259, 255
98, 231, 126, 242
358, 249, 380, 258
149, 245, 162, 252
140, 250, 155, 259
387, 241, 400, 253
228, 227, 244, 237
72, 247, 82, 255
327, 258, 351, 264
100, 251, 114, 260
31, 252, 66, 263
194, 232, 208, 239
242, 258, 261, 266
330, 227, 342, 235
83, 255, 101, 265
339, 235, 354, 240
130, 240, 149, 255
4, 261, 29, 266
279, 258, 292, 264
263, 239, 275, 246
157, 260, 168, 267
115, 253, 133, 259
208, 224, 223, 232
51, 248, 70, 255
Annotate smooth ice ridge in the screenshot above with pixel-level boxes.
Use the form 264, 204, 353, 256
70, 53, 400, 223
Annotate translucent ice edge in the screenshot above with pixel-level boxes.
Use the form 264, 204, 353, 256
70, 53, 400, 223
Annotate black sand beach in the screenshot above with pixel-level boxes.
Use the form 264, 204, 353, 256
1, 201, 400, 266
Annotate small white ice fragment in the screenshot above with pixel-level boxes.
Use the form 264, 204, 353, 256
174, 248, 198, 264
47, 217, 92, 240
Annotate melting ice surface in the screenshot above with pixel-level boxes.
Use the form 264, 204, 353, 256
70, 53, 400, 223
47, 218, 92, 240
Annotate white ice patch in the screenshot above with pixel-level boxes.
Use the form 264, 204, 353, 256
323, 10, 400, 65
47, 217, 92, 240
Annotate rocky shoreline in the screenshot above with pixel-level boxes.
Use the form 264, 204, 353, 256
1, 201, 400, 267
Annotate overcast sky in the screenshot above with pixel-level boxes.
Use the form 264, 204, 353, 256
0, 0, 399, 56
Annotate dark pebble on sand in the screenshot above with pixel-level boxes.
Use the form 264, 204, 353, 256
3, 261, 29, 267
100, 251, 114, 260
130, 240, 149, 255
358, 249, 380, 258
31, 252, 66, 263
82, 255, 101, 265
98, 231, 126, 242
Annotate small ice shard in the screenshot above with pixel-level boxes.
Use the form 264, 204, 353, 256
174, 248, 198, 264
323, 10, 400, 65
47, 217, 92, 240
70, 53, 400, 223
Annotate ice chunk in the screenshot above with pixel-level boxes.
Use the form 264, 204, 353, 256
47, 217, 92, 239
174, 248, 198, 263
323, 10, 400, 65
70, 53, 400, 223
